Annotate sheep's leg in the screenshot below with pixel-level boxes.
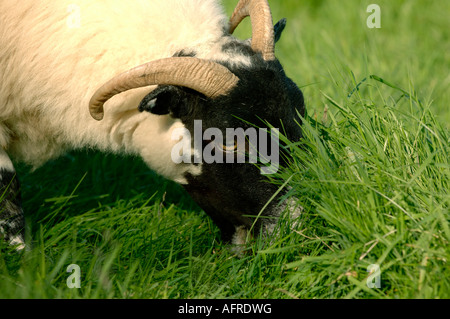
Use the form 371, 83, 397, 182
0, 149, 25, 250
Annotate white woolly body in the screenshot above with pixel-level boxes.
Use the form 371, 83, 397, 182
0, 148, 14, 173
0, 0, 249, 183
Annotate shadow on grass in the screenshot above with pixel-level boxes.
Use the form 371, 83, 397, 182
16, 150, 203, 234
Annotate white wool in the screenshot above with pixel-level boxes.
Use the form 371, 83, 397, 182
0, 0, 229, 182
0, 149, 14, 173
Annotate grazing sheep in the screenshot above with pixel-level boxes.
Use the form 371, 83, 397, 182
0, 0, 305, 250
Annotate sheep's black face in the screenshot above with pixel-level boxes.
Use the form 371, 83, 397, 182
190, 58, 304, 242
139, 54, 305, 243
138, 19, 305, 243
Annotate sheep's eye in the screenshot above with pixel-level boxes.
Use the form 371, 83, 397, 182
220, 141, 238, 153
216, 136, 239, 154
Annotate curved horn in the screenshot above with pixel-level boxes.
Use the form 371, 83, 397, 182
229, 0, 275, 61
89, 57, 239, 121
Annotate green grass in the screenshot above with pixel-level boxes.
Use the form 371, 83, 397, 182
1, 0, 449, 299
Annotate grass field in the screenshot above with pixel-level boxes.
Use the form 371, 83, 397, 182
1, 0, 449, 299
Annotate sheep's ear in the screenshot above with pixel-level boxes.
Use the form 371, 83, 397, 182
138, 86, 190, 118
274, 18, 287, 44
242, 19, 286, 46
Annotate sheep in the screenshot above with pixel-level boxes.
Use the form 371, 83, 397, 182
0, 0, 305, 251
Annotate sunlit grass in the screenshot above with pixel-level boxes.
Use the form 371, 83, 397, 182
1, 0, 448, 299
